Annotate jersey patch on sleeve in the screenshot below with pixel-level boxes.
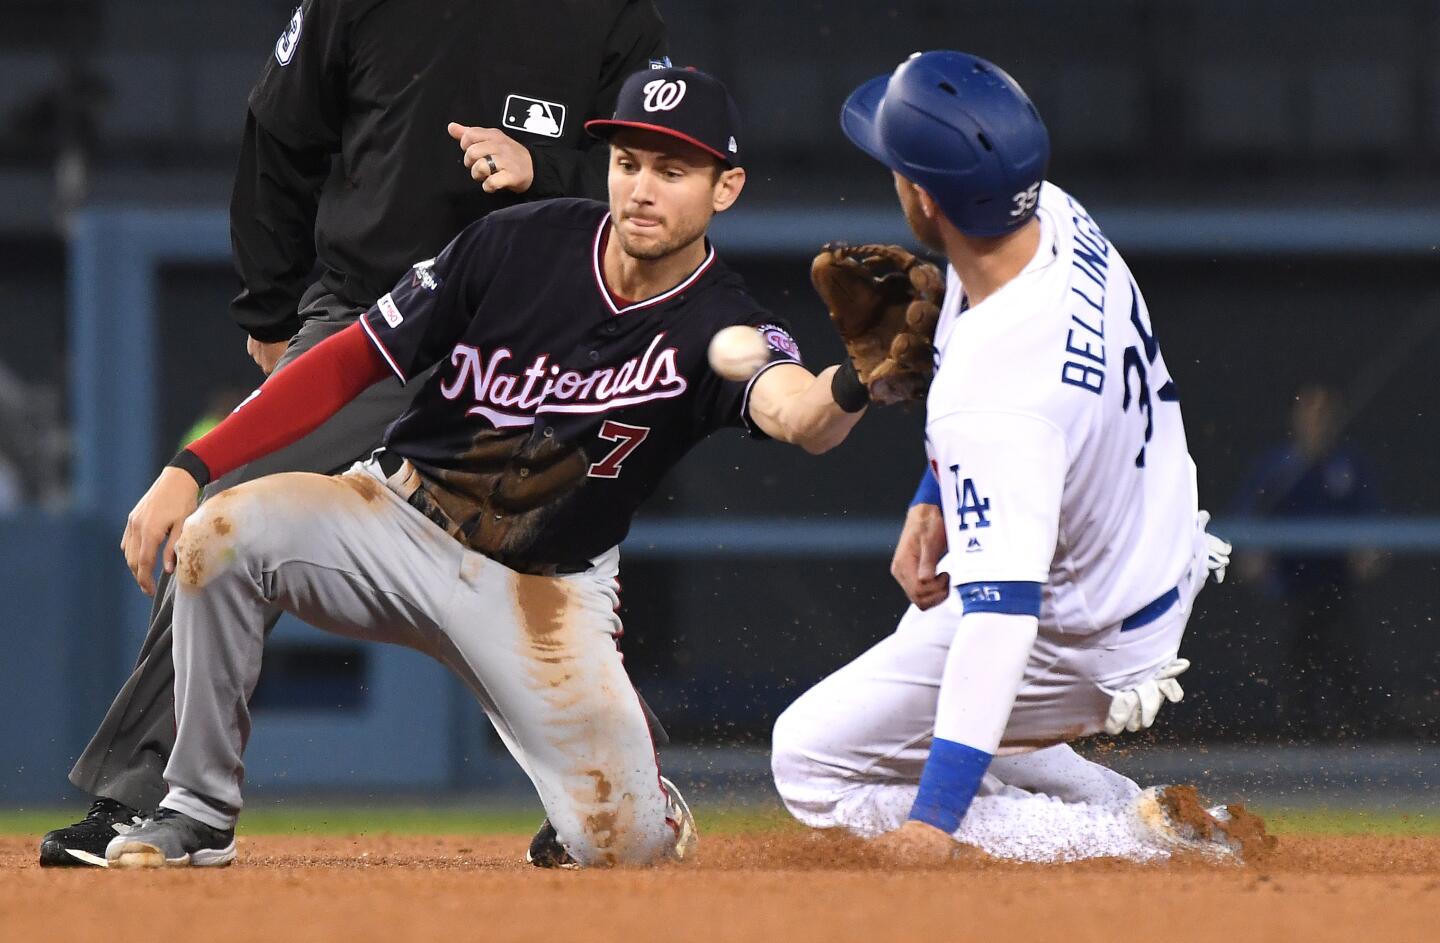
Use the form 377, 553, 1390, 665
410, 259, 441, 292
757, 323, 801, 361
275, 7, 303, 66
377, 293, 403, 327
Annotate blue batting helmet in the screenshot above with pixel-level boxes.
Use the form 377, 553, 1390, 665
841, 51, 1050, 237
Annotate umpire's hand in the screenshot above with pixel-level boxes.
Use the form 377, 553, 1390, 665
447, 123, 535, 193
892, 503, 950, 610
121, 467, 200, 595
247, 336, 288, 376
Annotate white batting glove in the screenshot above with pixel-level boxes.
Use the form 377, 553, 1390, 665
1197, 509, 1231, 584
1103, 658, 1190, 735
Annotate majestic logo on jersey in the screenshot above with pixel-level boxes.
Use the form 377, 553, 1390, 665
503, 95, 566, 139
274, 7, 303, 66
1009, 182, 1041, 218
438, 334, 688, 428
757, 324, 801, 361
410, 259, 441, 292
649, 57, 674, 70
642, 79, 687, 112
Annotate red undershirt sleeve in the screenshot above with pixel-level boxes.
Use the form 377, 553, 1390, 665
169, 322, 392, 487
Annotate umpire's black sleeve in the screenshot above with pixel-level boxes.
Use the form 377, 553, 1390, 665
525, 0, 667, 201
229, 111, 331, 343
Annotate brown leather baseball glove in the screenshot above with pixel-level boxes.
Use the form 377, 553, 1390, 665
810, 243, 944, 405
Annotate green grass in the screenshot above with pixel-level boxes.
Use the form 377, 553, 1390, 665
0, 802, 1433, 838
1260, 807, 1440, 837
0, 804, 544, 838
0, 800, 798, 838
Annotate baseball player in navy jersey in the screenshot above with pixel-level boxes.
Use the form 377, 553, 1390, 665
772, 52, 1245, 863
107, 67, 876, 869
45, 0, 672, 869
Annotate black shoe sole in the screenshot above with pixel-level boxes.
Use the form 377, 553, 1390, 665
526, 819, 578, 869
39, 838, 108, 868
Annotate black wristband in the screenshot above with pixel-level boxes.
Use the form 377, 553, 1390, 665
168, 449, 212, 489
830, 361, 870, 413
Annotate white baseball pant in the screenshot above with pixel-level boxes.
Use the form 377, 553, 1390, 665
772, 523, 1214, 861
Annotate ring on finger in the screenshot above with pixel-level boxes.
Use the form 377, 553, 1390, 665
483, 154, 498, 176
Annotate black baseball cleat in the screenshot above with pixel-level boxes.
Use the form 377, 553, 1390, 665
39, 797, 146, 868
526, 818, 579, 870
525, 776, 697, 869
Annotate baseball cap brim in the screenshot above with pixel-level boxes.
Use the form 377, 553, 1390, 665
839, 75, 893, 167
584, 118, 731, 164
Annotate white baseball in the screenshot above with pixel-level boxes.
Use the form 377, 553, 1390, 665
707, 326, 771, 382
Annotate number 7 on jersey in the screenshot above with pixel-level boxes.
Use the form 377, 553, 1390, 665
587, 420, 650, 479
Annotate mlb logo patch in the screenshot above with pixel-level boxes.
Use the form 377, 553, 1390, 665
503, 94, 565, 139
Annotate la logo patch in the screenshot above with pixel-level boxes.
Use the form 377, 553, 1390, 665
949, 464, 992, 531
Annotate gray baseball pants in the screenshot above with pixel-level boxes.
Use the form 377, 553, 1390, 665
68, 287, 421, 808
157, 460, 672, 867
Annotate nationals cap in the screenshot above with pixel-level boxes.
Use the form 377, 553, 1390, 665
586, 67, 743, 167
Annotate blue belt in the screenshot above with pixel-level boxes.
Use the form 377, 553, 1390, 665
1120, 586, 1180, 632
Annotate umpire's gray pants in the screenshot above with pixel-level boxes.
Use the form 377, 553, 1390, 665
68, 287, 421, 808
157, 460, 671, 867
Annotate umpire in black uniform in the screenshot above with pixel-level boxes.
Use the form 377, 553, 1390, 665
41, 0, 668, 867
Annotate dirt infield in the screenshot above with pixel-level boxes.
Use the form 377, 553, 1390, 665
5, 832, 1437, 943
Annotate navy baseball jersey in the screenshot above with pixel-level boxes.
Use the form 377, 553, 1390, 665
360, 198, 802, 568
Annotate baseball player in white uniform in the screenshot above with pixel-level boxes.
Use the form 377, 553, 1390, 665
772, 51, 1238, 863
